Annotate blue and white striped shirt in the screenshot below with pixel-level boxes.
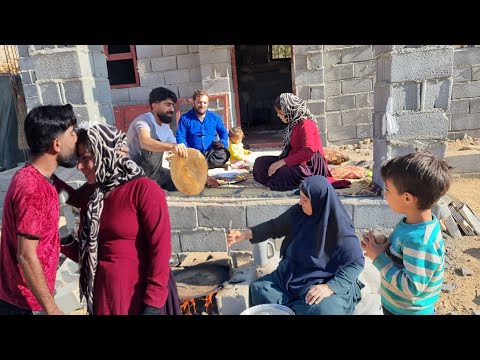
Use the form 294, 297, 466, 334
373, 214, 444, 315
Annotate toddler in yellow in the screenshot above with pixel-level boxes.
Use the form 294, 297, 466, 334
227, 127, 252, 170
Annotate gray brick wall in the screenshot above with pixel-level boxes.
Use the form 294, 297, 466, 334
448, 47, 480, 139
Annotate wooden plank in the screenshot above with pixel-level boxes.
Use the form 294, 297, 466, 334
437, 203, 462, 239
458, 204, 480, 235
449, 204, 476, 236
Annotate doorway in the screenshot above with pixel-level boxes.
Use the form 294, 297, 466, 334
234, 45, 292, 147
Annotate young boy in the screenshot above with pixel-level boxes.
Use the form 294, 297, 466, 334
362, 151, 452, 315
227, 127, 252, 170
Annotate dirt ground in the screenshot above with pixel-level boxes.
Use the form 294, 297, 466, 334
337, 137, 480, 315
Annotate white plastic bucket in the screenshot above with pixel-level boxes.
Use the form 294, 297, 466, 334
240, 304, 295, 315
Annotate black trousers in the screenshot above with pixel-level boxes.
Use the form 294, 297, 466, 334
0, 298, 33, 315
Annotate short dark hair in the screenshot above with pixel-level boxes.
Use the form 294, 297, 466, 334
24, 104, 77, 154
381, 151, 453, 210
149, 87, 177, 106
228, 126, 244, 141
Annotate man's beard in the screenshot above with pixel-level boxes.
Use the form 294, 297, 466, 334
158, 112, 173, 124
57, 152, 78, 168
194, 107, 206, 116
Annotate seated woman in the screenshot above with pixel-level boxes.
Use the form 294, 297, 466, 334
227, 175, 364, 315
55, 124, 181, 315
253, 93, 350, 191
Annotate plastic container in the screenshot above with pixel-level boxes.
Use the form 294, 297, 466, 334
240, 304, 295, 315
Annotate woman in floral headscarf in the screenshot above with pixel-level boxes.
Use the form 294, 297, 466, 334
253, 93, 350, 191
57, 124, 181, 315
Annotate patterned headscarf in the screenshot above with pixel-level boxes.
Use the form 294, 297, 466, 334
78, 124, 144, 315
278, 93, 317, 159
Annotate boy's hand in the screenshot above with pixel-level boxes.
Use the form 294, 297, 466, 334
361, 231, 390, 260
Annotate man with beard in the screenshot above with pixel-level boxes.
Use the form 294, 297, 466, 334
176, 90, 230, 169
126, 87, 188, 191
0, 104, 78, 315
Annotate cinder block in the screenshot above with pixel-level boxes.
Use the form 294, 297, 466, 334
293, 45, 322, 54
390, 48, 453, 82
213, 63, 229, 78
111, 88, 130, 104
136, 45, 163, 59
197, 205, 246, 229
354, 60, 376, 77
472, 65, 480, 81
188, 45, 199, 53
139, 72, 166, 87
448, 99, 469, 115
306, 101, 325, 115
17, 45, 29, 57
341, 78, 372, 94
423, 79, 452, 111
151, 56, 177, 72
39, 82, 63, 105
203, 78, 230, 94
171, 231, 182, 253
137, 59, 152, 74
326, 94, 355, 111
190, 67, 202, 82
356, 92, 373, 108
164, 69, 191, 85
470, 98, 480, 113
324, 64, 354, 81
216, 283, 250, 315
327, 124, 357, 142
325, 81, 341, 97
357, 124, 373, 139
162, 45, 188, 57
294, 69, 324, 85
177, 82, 202, 98
177, 53, 200, 69
453, 66, 472, 82
307, 53, 323, 69
353, 203, 402, 229
451, 114, 480, 130
99, 103, 114, 125
310, 85, 324, 100
342, 108, 372, 125
22, 83, 39, 98
392, 112, 449, 140
391, 82, 421, 111
323, 50, 341, 66
326, 112, 342, 128
179, 229, 227, 252
63, 80, 92, 104
341, 46, 373, 63
128, 87, 151, 103
168, 205, 197, 229
246, 204, 293, 227
452, 81, 480, 99
453, 47, 480, 67
31, 50, 92, 80
294, 55, 307, 70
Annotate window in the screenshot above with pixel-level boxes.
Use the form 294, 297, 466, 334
104, 45, 140, 89
270, 45, 291, 60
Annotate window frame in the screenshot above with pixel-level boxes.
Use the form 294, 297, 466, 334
103, 45, 140, 89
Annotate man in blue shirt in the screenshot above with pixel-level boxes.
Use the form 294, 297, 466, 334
176, 90, 230, 169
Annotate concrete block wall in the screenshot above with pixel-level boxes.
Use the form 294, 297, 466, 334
292, 45, 327, 145
323, 45, 375, 145
17, 45, 114, 125
449, 46, 480, 139
112, 45, 202, 107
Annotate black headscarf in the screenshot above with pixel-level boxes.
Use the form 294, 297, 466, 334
78, 124, 144, 315
278, 175, 364, 296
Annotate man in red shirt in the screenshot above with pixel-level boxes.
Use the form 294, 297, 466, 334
0, 104, 78, 315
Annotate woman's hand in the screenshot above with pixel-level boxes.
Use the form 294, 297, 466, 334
305, 284, 333, 305
361, 231, 390, 260
268, 159, 286, 177
227, 229, 251, 246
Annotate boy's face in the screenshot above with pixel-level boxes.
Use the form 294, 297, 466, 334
384, 178, 411, 214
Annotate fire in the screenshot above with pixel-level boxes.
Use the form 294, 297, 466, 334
180, 291, 218, 315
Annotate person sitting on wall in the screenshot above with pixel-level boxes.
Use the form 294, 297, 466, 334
252, 93, 350, 191
176, 89, 230, 169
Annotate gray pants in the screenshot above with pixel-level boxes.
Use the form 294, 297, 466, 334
137, 149, 176, 191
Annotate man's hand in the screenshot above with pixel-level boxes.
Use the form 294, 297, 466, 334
117, 146, 129, 157
206, 176, 220, 187
172, 143, 188, 158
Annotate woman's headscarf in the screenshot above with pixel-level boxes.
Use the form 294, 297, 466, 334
78, 124, 144, 314
278, 175, 364, 296
278, 93, 317, 159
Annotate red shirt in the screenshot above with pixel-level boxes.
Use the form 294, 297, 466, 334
283, 119, 326, 167
0, 164, 61, 311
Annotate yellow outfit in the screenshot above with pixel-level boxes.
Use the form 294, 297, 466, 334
228, 142, 249, 162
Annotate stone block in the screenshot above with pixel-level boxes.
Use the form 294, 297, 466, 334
326, 94, 355, 111
168, 205, 198, 229
177, 53, 200, 69
342, 108, 373, 125
179, 229, 227, 252
324, 64, 354, 81
341, 45, 374, 63
453, 66, 472, 82
246, 204, 293, 227
136, 45, 163, 59
452, 81, 480, 99
162, 45, 188, 57
323, 50, 341, 66
325, 81, 341, 97
294, 69, 324, 85
341, 78, 372, 94
151, 56, 177, 72
354, 60, 376, 77
197, 205, 246, 229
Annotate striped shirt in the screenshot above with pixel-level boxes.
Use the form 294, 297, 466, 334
372, 214, 444, 315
